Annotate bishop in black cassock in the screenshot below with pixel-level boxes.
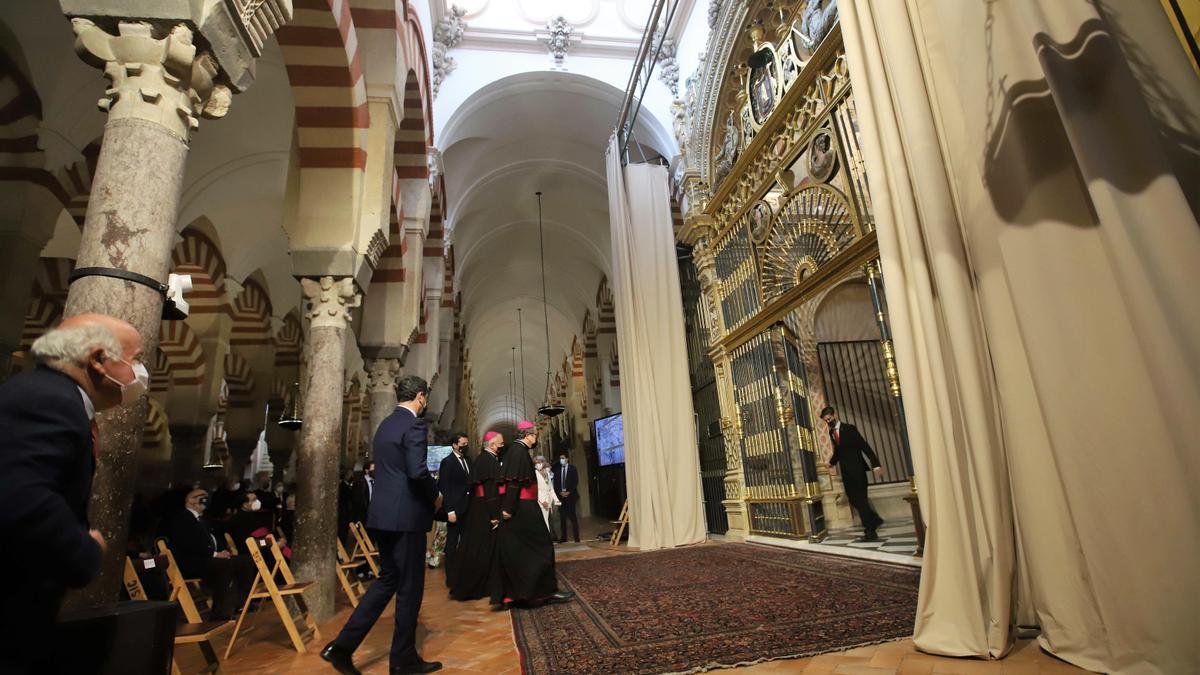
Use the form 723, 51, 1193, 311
495, 421, 573, 608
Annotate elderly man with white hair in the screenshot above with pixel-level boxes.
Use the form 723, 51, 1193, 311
0, 313, 147, 673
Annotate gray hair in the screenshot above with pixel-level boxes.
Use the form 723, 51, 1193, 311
31, 322, 123, 370
534, 455, 547, 464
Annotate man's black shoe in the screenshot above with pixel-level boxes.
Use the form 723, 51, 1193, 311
391, 659, 442, 674
547, 591, 575, 604
320, 642, 361, 675
855, 533, 881, 543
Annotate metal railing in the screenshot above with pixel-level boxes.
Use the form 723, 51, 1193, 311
613, 0, 682, 165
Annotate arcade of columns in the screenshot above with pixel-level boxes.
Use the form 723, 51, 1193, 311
0, 0, 482, 621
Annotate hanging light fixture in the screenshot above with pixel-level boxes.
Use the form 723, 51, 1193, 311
278, 381, 303, 429
518, 308, 527, 418
535, 191, 565, 418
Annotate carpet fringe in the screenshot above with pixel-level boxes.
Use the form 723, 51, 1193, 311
666, 635, 913, 675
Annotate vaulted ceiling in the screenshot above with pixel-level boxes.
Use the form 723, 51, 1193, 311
441, 71, 672, 434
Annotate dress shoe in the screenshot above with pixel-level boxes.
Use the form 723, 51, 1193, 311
390, 658, 442, 674
855, 533, 881, 543
547, 590, 575, 604
320, 642, 361, 675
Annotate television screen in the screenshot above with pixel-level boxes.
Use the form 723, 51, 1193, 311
594, 413, 625, 466
426, 445, 454, 473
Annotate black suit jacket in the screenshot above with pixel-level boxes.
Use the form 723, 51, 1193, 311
0, 366, 100, 589
366, 407, 438, 533
350, 475, 372, 523
828, 422, 881, 476
164, 508, 225, 578
436, 451, 471, 522
553, 463, 579, 501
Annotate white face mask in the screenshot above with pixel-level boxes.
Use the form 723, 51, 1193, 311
250, 500, 262, 512
560, 458, 567, 466
104, 356, 149, 405
535, 462, 544, 470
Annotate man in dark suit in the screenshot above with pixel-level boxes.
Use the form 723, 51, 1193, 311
0, 314, 145, 673
322, 376, 443, 675
436, 432, 471, 589
163, 488, 252, 620
553, 451, 581, 543
820, 406, 885, 541
351, 461, 375, 526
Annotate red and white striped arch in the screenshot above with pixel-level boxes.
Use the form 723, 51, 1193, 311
158, 321, 206, 387
171, 228, 228, 316
277, 0, 369, 170
274, 311, 304, 368
230, 278, 274, 346
223, 351, 256, 408
19, 258, 75, 350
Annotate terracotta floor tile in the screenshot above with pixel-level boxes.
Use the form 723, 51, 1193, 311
833, 665, 899, 675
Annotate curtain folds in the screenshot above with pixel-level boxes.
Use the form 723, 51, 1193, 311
839, 1, 1200, 672
605, 137, 707, 551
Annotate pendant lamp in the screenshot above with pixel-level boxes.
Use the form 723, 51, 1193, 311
535, 191, 566, 418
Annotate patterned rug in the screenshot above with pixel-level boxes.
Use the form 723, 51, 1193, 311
512, 543, 920, 675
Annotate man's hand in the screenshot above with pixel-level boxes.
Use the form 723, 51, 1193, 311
447, 511, 457, 524
562, 491, 571, 497
501, 511, 512, 520
214, 551, 231, 559
827, 465, 837, 476
434, 494, 444, 512
490, 519, 500, 530
873, 467, 884, 477
89, 529, 107, 553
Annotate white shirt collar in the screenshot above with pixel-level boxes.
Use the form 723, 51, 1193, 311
187, 508, 203, 519
77, 386, 95, 421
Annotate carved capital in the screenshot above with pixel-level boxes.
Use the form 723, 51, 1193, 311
365, 357, 401, 395
301, 276, 361, 330
70, 20, 231, 139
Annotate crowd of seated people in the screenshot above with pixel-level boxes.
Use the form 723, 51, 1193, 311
124, 475, 299, 617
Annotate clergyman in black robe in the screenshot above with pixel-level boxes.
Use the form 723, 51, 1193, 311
495, 421, 574, 608
449, 431, 504, 602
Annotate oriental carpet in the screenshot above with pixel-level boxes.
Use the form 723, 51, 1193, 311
511, 543, 919, 674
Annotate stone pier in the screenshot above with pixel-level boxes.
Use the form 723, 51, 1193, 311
293, 276, 361, 621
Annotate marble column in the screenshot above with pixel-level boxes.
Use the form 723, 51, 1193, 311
365, 357, 401, 442
294, 276, 361, 621
225, 437, 256, 484
268, 448, 293, 486
62, 21, 229, 605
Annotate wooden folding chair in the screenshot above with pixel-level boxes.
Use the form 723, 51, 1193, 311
223, 532, 239, 556
335, 538, 366, 607
145, 547, 235, 675
610, 500, 629, 546
348, 521, 381, 577
225, 534, 321, 658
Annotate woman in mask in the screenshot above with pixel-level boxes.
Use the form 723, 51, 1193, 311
533, 455, 560, 536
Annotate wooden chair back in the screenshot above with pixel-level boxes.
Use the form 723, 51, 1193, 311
224, 532, 240, 555
155, 538, 205, 623
123, 557, 148, 601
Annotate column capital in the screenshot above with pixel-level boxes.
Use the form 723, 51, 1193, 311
70, 20, 230, 140
301, 276, 361, 330
365, 357, 401, 395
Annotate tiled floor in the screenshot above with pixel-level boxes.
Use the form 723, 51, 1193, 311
178, 519, 1093, 674
822, 520, 922, 556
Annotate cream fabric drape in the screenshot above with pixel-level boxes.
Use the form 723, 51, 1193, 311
839, 1, 1200, 673
605, 136, 707, 550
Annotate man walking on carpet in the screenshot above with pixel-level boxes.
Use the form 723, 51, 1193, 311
322, 376, 443, 675
821, 406, 885, 542
496, 421, 575, 609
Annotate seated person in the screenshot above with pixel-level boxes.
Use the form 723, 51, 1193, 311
227, 491, 276, 556
162, 488, 253, 620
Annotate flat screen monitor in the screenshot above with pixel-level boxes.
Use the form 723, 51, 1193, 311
594, 412, 625, 467
426, 445, 454, 473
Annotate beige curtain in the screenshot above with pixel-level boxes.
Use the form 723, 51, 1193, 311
839, 1, 1200, 673
605, 137, 707, 550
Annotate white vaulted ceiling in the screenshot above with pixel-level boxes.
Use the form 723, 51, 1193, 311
440, 71, 672, 436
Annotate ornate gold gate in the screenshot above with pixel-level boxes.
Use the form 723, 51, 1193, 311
676, 3, 917, 540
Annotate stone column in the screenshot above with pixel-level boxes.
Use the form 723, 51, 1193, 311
62, 22, 227, 605
365, 356, 401, 441
225, 437, 256, 483
294, 276, 361, 621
